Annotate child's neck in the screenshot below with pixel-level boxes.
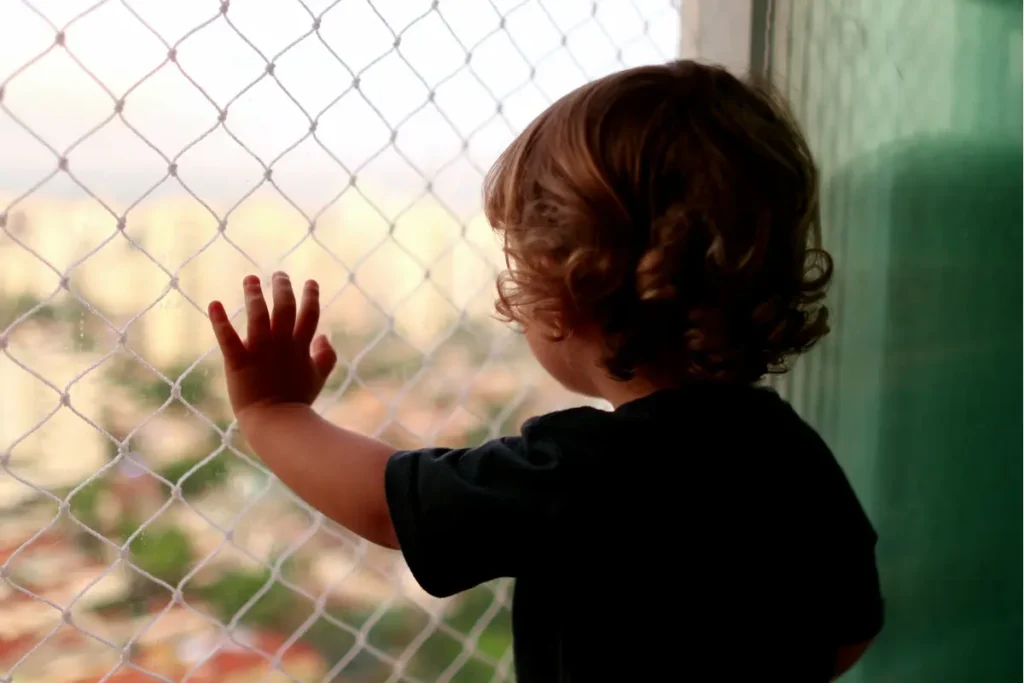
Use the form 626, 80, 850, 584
590, 373, 677, 409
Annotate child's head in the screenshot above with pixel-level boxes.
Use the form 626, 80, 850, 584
484, 60, 832, 398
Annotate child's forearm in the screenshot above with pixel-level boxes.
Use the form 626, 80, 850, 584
237, 403, 399, 549
831, 640, 873, 680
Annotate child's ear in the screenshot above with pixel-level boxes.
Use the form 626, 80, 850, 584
545, 311, 573, 341
522, 307, 560, 339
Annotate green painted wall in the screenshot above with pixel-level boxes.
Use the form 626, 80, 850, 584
766, 1, 1022, 680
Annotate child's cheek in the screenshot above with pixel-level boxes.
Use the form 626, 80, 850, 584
524, 327, 582, 391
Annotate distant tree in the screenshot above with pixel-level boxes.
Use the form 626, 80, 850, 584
403, 585, 512, 681
197, 567, 297, 626
67, 478, 109, 532
126, 526, 194, 586
158, 450, 230, 498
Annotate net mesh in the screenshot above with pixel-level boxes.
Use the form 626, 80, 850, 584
761, 0, 963, 437
0, 1, 680, 681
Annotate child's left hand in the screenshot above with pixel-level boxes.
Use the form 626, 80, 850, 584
207, 272, 397, 548
208, 272, 337, 423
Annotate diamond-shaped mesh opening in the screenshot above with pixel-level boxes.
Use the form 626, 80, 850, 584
0, 1, 680, 680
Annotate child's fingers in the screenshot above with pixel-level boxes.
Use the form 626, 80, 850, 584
294, 280, 320, 347
311, 334, 337, 382
270, 272, 297, 340
243, 275, 271, 348
208, 301, 247, 368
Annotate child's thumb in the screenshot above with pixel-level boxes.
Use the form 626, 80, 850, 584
312, 335, 337, 379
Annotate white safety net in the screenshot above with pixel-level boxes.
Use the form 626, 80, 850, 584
0, 1, 680, 681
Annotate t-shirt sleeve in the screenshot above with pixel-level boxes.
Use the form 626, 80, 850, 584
794, 430, 885, 647
384, 419, 567, 598
828, 525, 884, 645
814, 461, 885, 646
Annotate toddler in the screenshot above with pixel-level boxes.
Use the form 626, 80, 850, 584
209, 60, 883, 681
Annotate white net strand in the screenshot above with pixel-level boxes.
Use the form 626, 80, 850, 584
0, 1, 681, 682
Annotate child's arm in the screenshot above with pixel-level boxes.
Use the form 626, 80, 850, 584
832, 640, 874, 680
208, 272, 398, 548
822, 506, 884, 680
210, 271, 569, 598
236, 403, 398, 548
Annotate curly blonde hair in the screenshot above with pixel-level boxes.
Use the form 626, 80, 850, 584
484, 60, 832, 384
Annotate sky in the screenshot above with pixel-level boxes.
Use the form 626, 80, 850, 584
0, 0, 680, 213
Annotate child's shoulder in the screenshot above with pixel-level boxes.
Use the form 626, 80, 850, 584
521, 402, 613, 434
520, 384, 778, 439
516, 401, 639, 455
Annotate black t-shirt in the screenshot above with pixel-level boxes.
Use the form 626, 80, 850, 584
385, 384, 883, 681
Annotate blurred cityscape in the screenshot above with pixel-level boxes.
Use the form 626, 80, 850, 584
0, 1, 678, 680
0, 189, 582, 683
